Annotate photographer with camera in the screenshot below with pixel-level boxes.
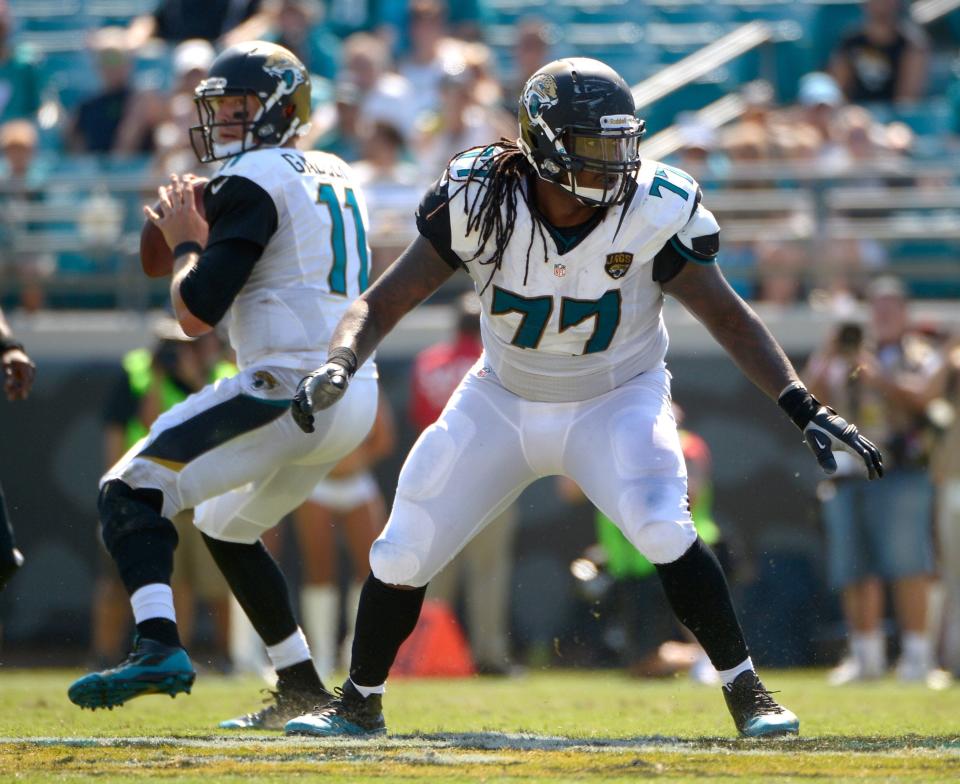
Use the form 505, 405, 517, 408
805, 277, 943, 686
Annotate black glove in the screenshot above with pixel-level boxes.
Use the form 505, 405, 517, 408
291, 347, 358, 434
778, 385, 884, 480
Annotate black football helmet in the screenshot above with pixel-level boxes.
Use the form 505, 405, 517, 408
518, 58, 645, 206
190, 41, 311, 163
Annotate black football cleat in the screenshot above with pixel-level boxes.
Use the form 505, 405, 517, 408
723, 670, 799, 737
285, 679, 386, 737
220, 687, 333, 730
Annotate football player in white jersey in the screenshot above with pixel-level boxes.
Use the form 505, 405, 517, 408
68, 42, 378, 730
287, 58, 883, 738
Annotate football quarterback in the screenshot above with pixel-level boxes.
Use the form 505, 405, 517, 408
68, 41, 379, 731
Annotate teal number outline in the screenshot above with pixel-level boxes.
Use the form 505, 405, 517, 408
491, 286, 553, 349
343, 187, 370, 292
493, 287, 623, 354
558, 289, 622, 354
649, 166, 690, 201
316, 184, 369, 295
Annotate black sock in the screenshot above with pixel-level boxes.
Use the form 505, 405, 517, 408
136, 618, 181, 648
201, 534, 298, 645
655, 536, 749, 671
276, 660, 325, 695
349, 573, 427, 687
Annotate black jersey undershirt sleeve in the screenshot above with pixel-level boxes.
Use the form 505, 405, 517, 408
179, 176, 279, 326
179, 237, 264, 327
203, 174, 279, 247
415, 177, 465, 270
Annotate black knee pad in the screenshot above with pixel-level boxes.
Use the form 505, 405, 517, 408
99, 480, 177, 553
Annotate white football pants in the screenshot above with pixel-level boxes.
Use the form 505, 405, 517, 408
370, 360, 695, 588
102, 364, 378, 544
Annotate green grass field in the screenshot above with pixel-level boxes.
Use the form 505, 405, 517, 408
0, 669, 957, 782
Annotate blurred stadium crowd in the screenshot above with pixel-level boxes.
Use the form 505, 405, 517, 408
0, 0, 957, 310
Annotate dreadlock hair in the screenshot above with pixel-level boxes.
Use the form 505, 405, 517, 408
431, 139, 549, 293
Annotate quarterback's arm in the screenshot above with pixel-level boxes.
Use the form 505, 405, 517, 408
169, 175, 277, 336
662, 262, 800, 400
330, 235, 458, 366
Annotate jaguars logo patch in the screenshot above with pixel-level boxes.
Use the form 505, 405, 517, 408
252, 370, 279, 390
522, 73, 559, 121
604, 252, 633, 279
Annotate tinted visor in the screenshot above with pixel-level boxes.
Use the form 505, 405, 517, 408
563, 127, 642, 206
569, 133, 640, 169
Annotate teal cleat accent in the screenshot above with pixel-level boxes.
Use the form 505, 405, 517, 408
68, 637, 195, 710
219, 689, 332, 730
723, 670, 799, 738
285, 680, 386, 737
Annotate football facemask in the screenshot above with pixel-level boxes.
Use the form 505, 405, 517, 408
559, 118, 643, 206
190, 88, 264, 162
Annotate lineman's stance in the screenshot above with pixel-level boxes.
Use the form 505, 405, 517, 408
68, 43, 377, 729
288, 59, 883, 738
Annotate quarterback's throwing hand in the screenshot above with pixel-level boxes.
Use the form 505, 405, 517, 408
779, 385, 884, 480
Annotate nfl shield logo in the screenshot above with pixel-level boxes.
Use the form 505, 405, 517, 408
554, 264, 566, 278
604, 252, 634, 279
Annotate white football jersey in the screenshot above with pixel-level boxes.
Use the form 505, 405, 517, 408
210, 146, 375, 375
443, 147, 719, 402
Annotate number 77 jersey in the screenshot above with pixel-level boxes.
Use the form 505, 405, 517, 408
435, 148, 719, 402
207, 146, 374, 374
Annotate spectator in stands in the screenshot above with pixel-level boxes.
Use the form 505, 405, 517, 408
674, 114, 720, 179
829, 0, 929, 104
928, 335, 960, 675
151, 39, 218, 175
415, 61, 512, 185
126, 0, 265, 49
410, 293, 518, 676
308, 78, 364, 161
397, 0, 464, 122
307, 32, 414, 149
796, 71, 848, 169
0, 119, 51, 312
0, 1, 40, 124
461, 41, 505, 113
224, 0, 340, 81
804, 277, 942, 685
64, 28, 156, 156
501, 18, 551, 112
351, 116, 420, 272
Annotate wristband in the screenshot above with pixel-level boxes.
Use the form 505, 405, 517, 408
0, 338, 24, 355
777, 385, 820, 431
173, 241, 203, 259
326, 346, 358, 377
